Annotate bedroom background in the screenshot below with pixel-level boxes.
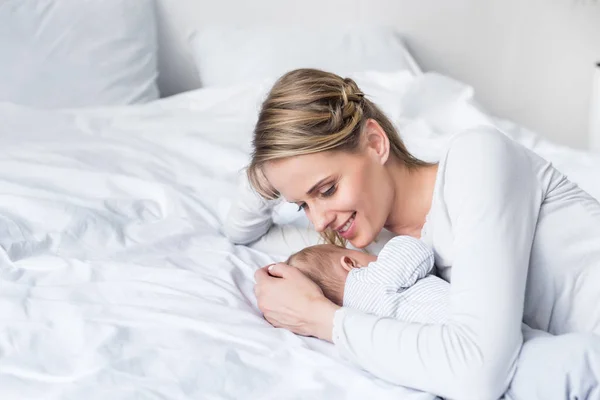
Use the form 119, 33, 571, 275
156, 0, 600, 150
1, 1, 600, 399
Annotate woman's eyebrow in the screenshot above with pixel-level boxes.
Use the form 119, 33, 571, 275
285, 177, 332, 203
306, 177, 331, 196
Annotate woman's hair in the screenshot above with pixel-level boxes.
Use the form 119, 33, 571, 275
248, 68, 429, 246
286, 244, 346, 306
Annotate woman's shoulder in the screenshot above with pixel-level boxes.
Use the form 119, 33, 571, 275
438, 126, 537, 179
445, 126, 517, 159
434, 125, 549, 205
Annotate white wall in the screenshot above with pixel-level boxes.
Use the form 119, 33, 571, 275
400, 0, 600, 149
156, 0, 600, 149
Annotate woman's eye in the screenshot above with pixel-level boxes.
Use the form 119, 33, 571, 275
321, 185, 337, 197
297, 203, 307, 212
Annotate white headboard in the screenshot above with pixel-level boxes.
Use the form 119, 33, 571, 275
154, 0, 600, 149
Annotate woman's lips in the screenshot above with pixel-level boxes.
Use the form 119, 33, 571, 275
337, 212, 356, 239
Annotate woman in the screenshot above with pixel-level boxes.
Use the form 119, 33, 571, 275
224, 69, 600, 399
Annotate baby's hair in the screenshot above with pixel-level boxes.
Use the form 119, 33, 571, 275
287, 244, 346, 306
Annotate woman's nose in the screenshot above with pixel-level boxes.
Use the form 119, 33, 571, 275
311, 204, 335, 233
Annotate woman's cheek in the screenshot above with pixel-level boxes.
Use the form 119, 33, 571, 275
339, 190, 360, 212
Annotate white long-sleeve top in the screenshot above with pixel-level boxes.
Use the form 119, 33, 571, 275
224, 126, 600, 400
343, 235, 448, 324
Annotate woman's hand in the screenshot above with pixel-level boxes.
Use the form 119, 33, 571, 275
254, 263, 340, 341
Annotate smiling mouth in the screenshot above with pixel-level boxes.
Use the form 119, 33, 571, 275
337, 212, 356, 234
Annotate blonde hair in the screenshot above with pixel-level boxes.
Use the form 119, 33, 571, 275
248, 68, 430, 246
287, 244, 346, 306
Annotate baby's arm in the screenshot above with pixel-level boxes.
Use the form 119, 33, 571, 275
349, 236, 434, 289
343, 236, 445, 322
344, 274, 449, 323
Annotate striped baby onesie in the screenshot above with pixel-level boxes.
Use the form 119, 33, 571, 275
343, 235, 449, 324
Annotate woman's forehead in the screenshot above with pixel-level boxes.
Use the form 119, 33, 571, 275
269, 151, 341, 170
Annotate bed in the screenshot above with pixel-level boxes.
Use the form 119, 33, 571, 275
1, 2, 599, 400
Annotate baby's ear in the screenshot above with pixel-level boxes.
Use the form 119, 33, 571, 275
340, 255, 358, 271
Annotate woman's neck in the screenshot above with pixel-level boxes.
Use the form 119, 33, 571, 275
384, 162, 438, 238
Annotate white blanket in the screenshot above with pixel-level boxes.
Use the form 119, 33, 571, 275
0, 72, 598, 400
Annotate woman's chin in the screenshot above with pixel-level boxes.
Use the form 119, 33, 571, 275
348, 233, 373, 250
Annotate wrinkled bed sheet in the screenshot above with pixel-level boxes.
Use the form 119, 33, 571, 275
0, 72, 599, 400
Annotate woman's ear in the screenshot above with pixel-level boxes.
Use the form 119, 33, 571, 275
364, 119, 390, 165
340, 255, 358, 272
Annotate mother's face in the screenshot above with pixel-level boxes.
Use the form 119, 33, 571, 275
262, 123, 395, 249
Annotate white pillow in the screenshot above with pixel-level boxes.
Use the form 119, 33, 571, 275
189, 26, 422, 87
0, 0, 159, 108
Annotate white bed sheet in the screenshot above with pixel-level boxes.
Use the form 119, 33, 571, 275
0, 72, 599, 400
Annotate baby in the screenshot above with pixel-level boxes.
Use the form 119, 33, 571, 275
286, 235, 449, 324
286, 236, 600, 400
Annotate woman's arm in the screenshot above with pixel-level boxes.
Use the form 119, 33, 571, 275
332, 128, 544, 400
222, 170, 276, 245
224, 170, 322, 255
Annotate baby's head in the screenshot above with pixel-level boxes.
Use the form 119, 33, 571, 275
286, 244, 377, 306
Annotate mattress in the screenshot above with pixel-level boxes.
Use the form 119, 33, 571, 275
0, 72, 598, 400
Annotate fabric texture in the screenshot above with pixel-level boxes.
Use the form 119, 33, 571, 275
503, 328, 600, 400
3, 68, 600, 399
343, 235, 448, 324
